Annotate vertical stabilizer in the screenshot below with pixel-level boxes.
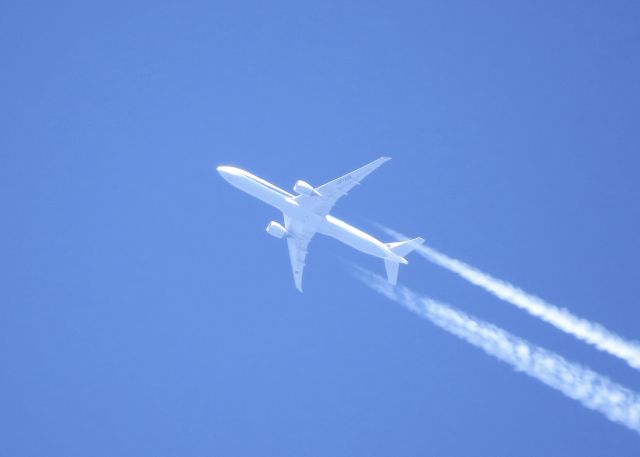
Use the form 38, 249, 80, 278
384, 259, 399, 285
383, 236, 424, 285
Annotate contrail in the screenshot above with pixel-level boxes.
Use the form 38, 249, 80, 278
382, 226, 640, 370
354, 268, 640, 435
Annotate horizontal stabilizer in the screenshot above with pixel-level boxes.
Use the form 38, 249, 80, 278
386, 237, 425, 258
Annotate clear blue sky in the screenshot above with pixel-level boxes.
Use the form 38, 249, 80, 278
2, 1, 640, 456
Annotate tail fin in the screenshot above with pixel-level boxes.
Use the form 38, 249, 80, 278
383, 237, 425, 285
386, 237, 425, 257
384, 260, 400, 285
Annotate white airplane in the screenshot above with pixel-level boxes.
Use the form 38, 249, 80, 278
217, 157, 423, 292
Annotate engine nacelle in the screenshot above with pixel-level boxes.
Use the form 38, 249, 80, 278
266, 221, 287, 239
293, 180, 320, 196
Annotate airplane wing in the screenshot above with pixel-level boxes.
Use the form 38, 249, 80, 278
283, 214, 316, 292
294, 157, 391, 216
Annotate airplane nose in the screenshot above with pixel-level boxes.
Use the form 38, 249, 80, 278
217, 166, 245, 184
217, 165, 232, 179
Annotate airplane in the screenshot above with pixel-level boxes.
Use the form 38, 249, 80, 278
217, 157, 424, 292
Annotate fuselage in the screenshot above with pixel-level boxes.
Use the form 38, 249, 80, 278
217, 166, 405, 263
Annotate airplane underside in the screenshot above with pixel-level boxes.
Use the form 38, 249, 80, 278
218, 157, 423, 291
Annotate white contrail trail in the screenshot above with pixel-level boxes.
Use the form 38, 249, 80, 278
382, 226, 640, 370
355, 268, 640, 435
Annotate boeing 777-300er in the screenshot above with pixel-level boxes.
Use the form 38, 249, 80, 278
217, 157, 423, 292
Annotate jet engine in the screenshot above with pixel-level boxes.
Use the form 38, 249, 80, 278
293, 180, 320, 196
266, 221, 287, 239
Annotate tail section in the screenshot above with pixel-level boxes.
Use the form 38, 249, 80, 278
386, 237, 425, 257
383, 237, 425, 285
384, 260, 400, 285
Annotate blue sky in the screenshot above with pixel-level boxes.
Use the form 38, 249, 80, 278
2, 1, 640, 455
